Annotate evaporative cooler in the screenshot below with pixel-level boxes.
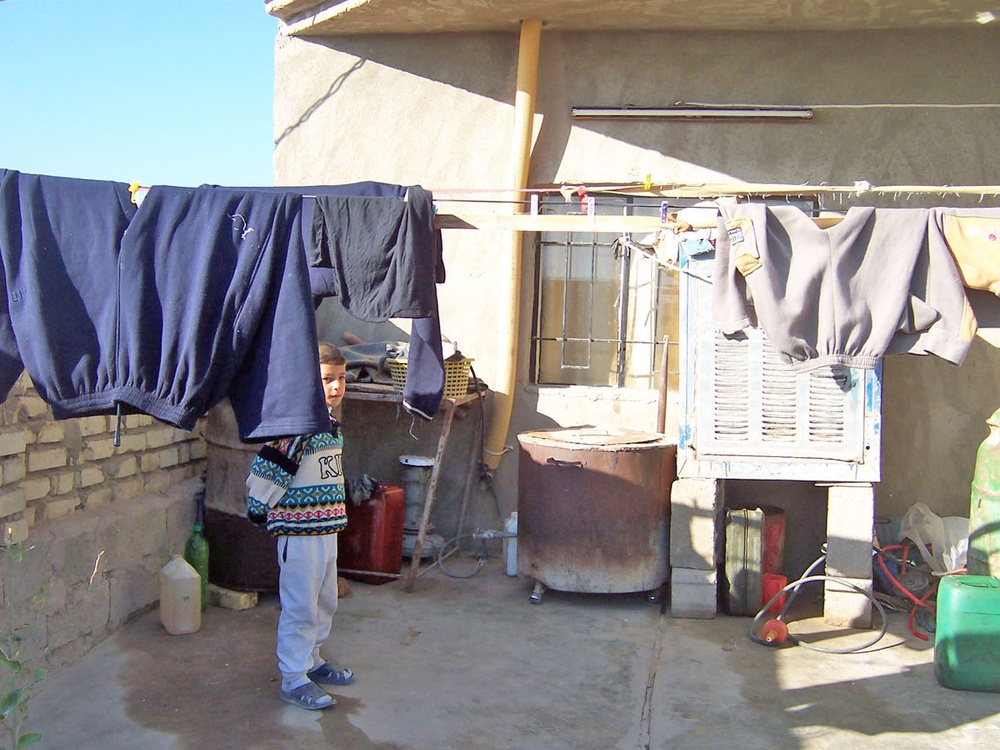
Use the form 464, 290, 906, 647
677, 241, 882, 482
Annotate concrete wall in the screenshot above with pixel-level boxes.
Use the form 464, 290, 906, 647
0, 372, 206, 667
273, 27, 1000, 566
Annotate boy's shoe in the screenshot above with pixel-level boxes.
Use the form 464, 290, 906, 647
307, 663, 355, 686
279, 680, 336, 710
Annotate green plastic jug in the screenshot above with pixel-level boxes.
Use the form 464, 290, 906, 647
968, 407, 1000, 577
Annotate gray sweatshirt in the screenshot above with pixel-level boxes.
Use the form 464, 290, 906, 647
712, 204, 976, 372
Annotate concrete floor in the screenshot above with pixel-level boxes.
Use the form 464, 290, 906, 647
27, 560, 1000, 750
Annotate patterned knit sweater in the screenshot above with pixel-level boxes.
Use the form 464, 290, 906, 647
245, 423, 348, 536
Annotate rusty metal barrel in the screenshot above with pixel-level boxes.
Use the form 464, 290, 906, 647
202, 403, 279, 592
516, 428, 676, 598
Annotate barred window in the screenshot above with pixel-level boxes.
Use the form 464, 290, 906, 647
530, 194, 681, 391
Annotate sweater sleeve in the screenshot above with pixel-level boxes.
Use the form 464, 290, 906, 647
245, 436, 306, 518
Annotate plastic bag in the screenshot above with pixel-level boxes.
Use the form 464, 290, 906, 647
899, 502, 969, 574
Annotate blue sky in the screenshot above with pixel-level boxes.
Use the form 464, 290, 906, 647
0, 0, 278, 187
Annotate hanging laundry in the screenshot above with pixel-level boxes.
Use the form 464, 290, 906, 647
712, 204, 977, 372
0, 169, 136, 401
309, 185, 447, 419
0, 169, 330, 441
233, 181, 448, 420
929, 208, 1000, 297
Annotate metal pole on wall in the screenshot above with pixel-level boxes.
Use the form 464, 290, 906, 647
483, 18, 542, 470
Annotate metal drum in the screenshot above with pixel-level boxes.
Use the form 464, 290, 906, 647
516, 428, 677, 602
202, 403, 279, 592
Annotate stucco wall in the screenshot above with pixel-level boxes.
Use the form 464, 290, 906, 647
273, 27, 1000, 548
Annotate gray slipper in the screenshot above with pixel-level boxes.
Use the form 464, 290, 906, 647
308, 663, 355, 686
280, 680, 336, 710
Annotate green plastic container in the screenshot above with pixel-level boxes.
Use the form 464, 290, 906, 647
934, 575, 1000, 693
969, 407, 1000, 576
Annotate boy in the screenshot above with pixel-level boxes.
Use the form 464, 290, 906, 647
246, 342, 354, 710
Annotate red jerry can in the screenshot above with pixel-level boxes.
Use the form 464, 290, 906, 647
339, 485, 406, 585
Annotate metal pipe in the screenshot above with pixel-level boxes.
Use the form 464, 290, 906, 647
483, 18, 542, 470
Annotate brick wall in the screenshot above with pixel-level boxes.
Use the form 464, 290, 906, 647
0, 372, 208, 667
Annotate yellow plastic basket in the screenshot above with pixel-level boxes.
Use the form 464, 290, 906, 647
387, 358, 473, 399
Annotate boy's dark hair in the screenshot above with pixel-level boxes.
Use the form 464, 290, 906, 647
318, 341, 347, 366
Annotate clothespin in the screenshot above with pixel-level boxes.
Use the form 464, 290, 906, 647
530, 194, 539, 216
129, 182, 149, 206
586, 196, 596, 221
660, 200, 670, 223
644, 173, 653, 191
577, 186, 589, 211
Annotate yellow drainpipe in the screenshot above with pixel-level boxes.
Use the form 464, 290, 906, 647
483, 18, 542, 470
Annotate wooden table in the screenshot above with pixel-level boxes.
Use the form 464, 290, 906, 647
344, 384, 482, 591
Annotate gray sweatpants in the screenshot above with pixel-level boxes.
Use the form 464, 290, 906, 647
276, 534, 340, 691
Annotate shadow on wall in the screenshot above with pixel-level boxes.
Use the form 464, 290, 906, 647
304, 28, 1000, 192
879, 310, 1000, 521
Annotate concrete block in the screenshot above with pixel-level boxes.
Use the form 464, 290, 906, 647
27, 445, 68, 472
106, 454, 139, 478
670, 506, 720, 569
143, 470, 176, 493
671, 477, 724, 511
16, 394, 49, 419
0, 427, 31, 457
823, 576, 873, 628
36, 421, 67, 444
116, 432, 146, 453
78, 416, 109, 437
146, 426, 178, 449
37, 496, 80, 522
158, 446, 181, 469
83, 486, 113, 509
0, 487, 27, 517
83, 437, 116, 461
140, 451, 162, 472
670, 478, 723, 569
21, 476, 52, 502
112, 475, 146, 502
78, 465, 105, 488
826, 483, 875, 580
1, 455, 27, 484
208, 583, 258, 611
669, 567, 718, 619
51, 468, 76, 495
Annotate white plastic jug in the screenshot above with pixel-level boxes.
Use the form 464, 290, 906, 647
159, 554, 202, 635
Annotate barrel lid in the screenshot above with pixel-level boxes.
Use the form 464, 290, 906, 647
399, 454, 435, 467
517, 427, 667, 448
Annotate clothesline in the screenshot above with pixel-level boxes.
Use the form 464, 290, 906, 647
126, 180, 1000, 233
429, 181, 1000, 199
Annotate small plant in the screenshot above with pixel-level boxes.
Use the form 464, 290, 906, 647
1, 544, 46, 750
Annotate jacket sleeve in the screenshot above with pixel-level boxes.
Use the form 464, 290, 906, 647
245, 436, 305, 521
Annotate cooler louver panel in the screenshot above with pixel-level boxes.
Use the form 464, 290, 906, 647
695, 328, 866, 462
760, 341, 797, 443
807, 366, 850, 443
712, 332, 750, 439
